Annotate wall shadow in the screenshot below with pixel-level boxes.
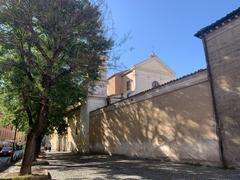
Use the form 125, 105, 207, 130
90, 80, 221, 166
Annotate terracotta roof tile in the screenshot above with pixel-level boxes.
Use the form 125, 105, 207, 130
195, 7, 240, 38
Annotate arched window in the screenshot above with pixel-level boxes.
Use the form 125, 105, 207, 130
152, 81, 159, 88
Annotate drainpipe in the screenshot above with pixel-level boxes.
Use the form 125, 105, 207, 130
202, 37, 227, 168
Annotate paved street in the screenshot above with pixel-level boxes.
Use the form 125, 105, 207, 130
0, 156, 10, 171
0, 150, 24, 172
42, 153, 240, 180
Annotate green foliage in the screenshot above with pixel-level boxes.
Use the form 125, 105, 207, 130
0, 84, 29, 132
0, 0, 112, 135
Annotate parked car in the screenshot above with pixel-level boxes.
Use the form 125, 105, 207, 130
0, 146, 14, 156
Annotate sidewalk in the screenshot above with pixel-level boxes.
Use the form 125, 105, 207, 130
0, 152, 47, 178
0, 157, 11, 172
0, 150, 24, 173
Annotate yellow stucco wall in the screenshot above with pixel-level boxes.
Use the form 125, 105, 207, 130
121, 70, 135, 92
50, 108, 85, 152
107, 74, 123, 96
90, 79, 221, 165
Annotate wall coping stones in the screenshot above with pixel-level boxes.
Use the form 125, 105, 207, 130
91, 69, 208, 115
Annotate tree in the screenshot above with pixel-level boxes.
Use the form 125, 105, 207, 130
0, 0, 112, 175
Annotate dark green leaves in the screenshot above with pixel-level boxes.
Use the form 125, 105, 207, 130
0, 0, 112, 134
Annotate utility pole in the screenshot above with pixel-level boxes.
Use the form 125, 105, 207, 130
10, 125, 17, 162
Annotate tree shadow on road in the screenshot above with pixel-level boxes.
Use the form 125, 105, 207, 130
44, 153, 240, 180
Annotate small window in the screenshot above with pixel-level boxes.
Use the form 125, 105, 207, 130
126, 81, 131, 91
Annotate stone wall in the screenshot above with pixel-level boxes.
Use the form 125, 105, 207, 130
89, 70, 221, 165
50, 109, 82, 152
202, 17, 240, 167
50, 60, 107, 153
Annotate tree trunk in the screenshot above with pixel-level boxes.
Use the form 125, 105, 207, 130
34, 135, 43, 161
19, 131, 37, 175
20, 96, 49, 175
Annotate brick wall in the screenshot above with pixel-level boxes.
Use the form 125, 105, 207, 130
0, 126, 25, 143
203, 17, 240, 167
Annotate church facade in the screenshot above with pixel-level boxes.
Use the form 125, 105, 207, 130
107, 55, 175, 103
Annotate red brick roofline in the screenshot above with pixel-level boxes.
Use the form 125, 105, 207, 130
195, 7, 240, 38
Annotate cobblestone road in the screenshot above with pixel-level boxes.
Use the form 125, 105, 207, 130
44, 153, 240, 180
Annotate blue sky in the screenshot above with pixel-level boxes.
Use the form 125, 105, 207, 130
105, 1, 240, 78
